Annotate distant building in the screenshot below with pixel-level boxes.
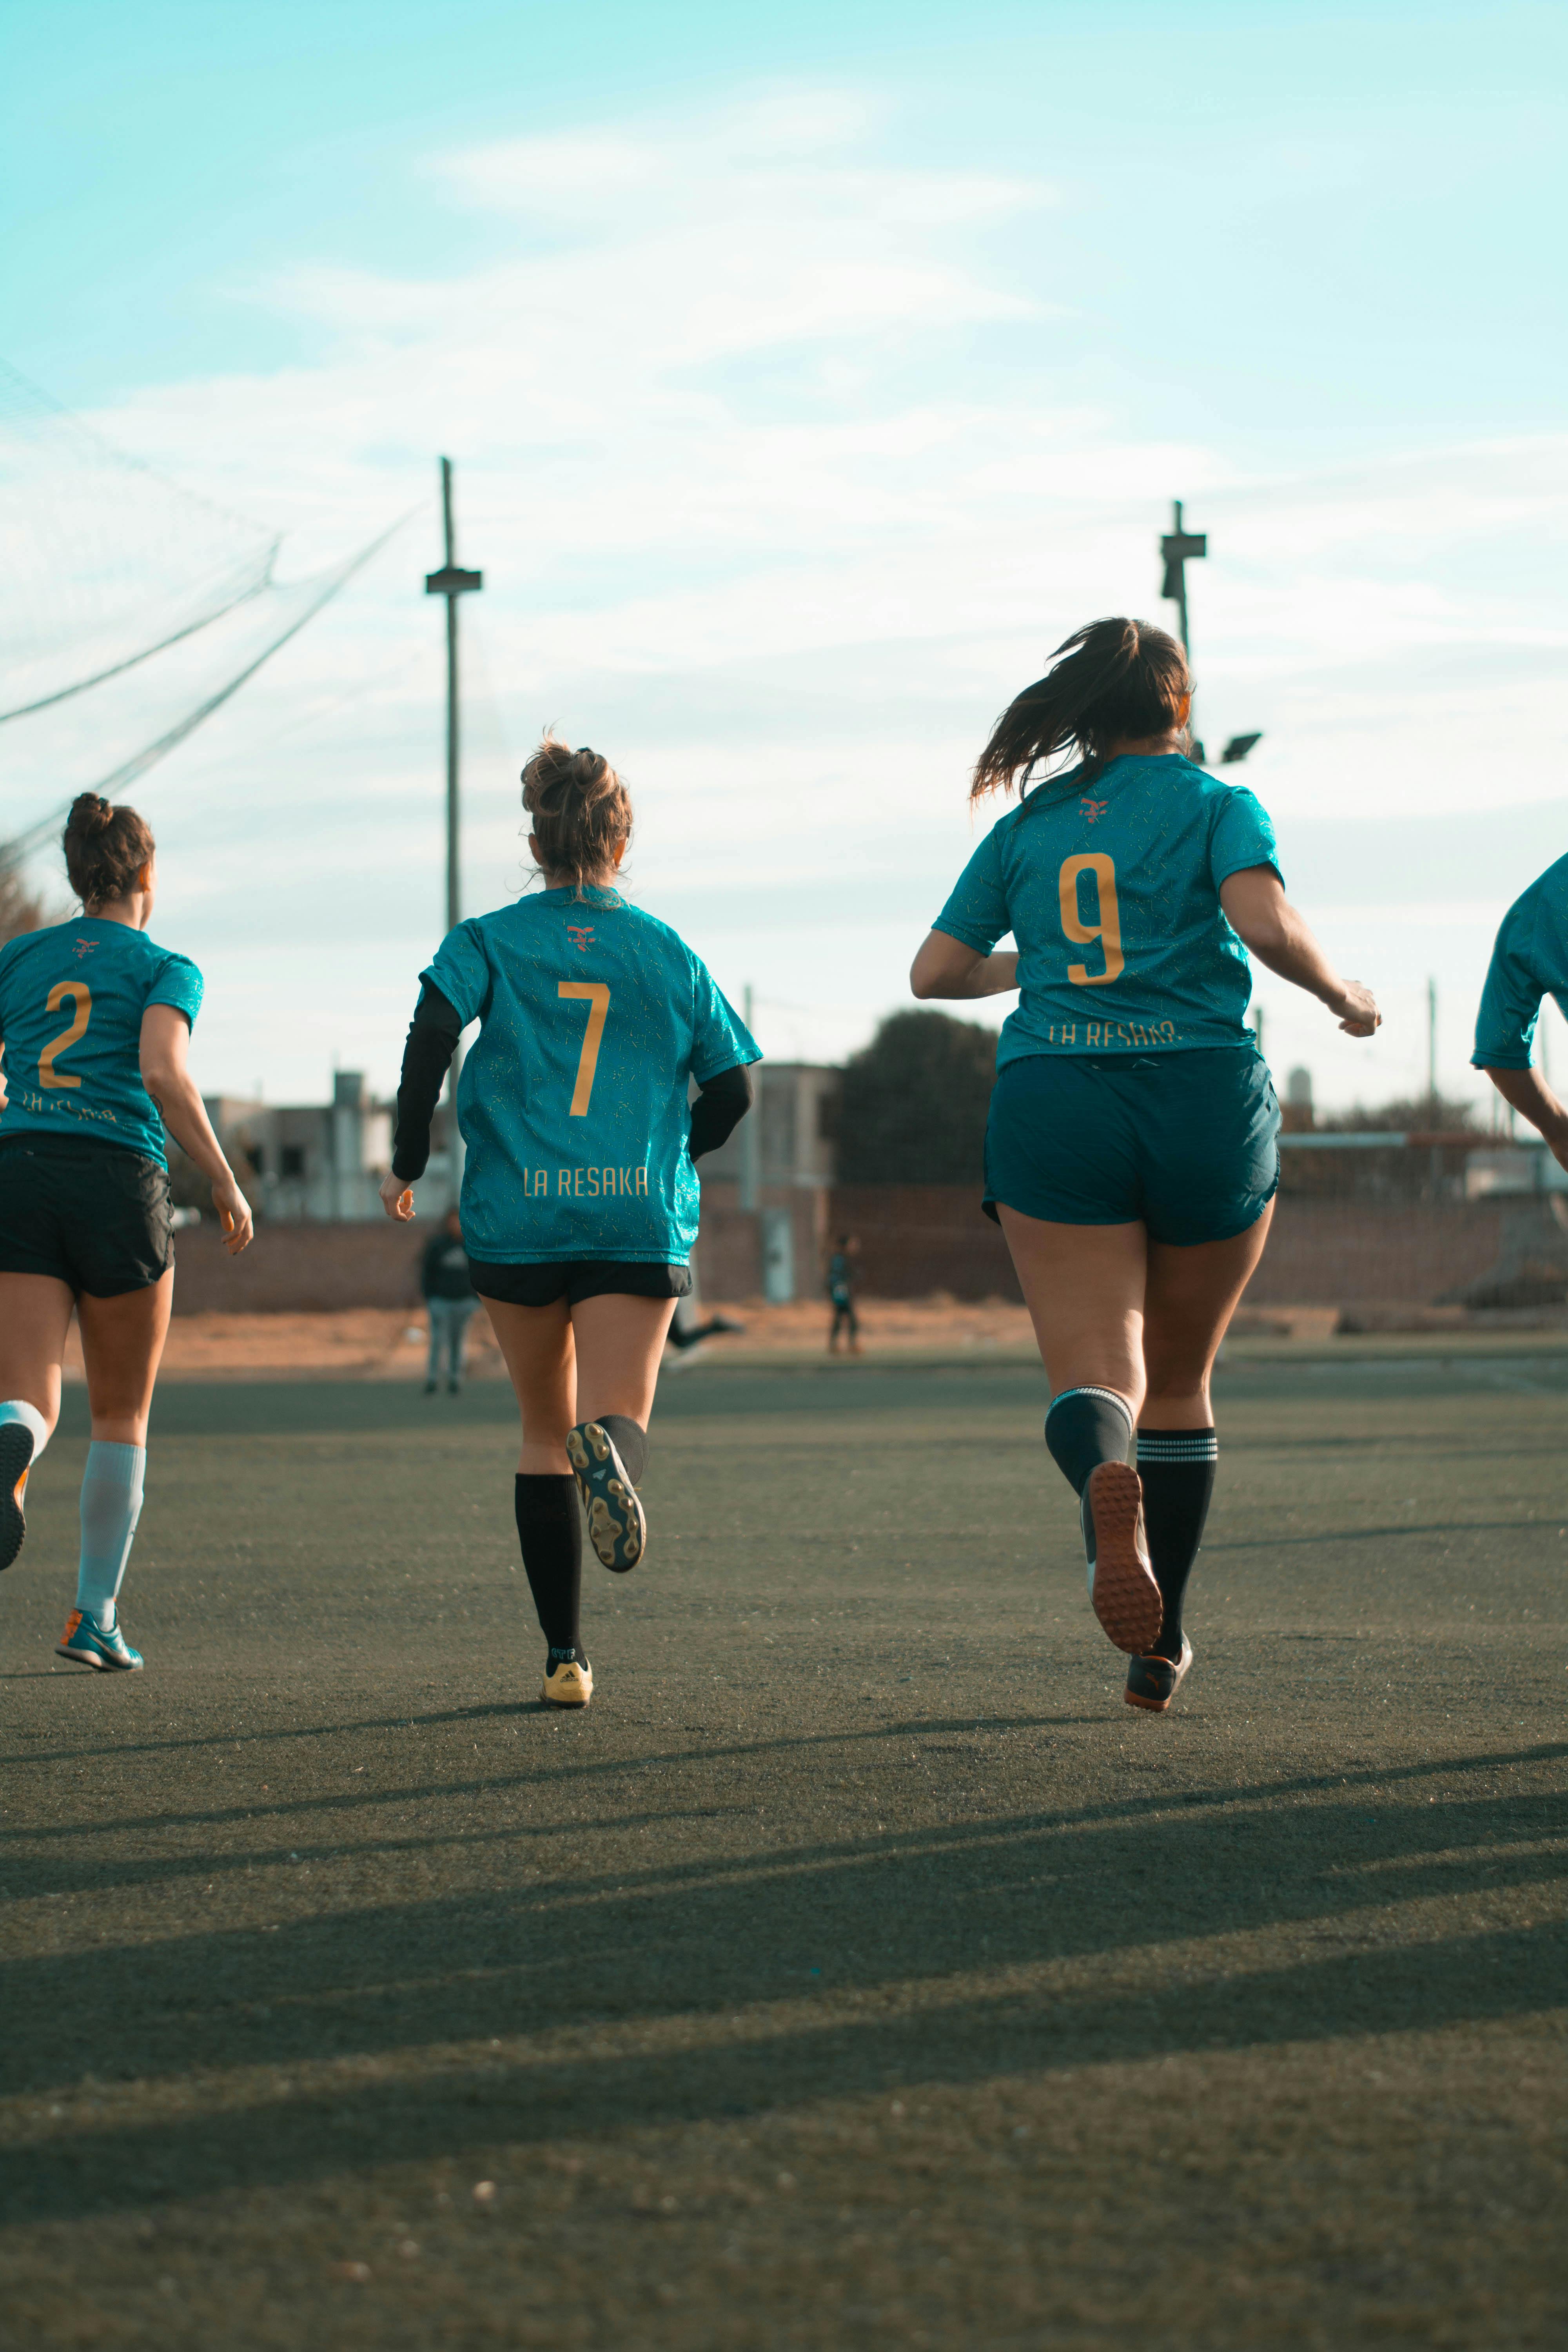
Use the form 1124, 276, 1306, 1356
197, 1075, 457, 1223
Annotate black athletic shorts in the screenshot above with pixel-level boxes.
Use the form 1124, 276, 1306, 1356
467, 1258, 692, 1308
0, 1134, 175, 1296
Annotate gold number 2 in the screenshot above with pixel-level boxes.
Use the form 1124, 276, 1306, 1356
38, 982, 93, 1089
1058, 854, 1124, 986
558, 982, 611, 1116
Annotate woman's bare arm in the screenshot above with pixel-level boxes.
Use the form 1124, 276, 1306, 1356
1219, 867, 1380, 1036
910, 931, 1020, 1002
139, 1004, 254, 1254
1479, 1065, 1568, 1169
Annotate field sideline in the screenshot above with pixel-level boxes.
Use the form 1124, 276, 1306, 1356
1, 1351, 1564, 2349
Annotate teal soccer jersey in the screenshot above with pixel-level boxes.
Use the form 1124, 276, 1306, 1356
424, 886, 759, 1264
1474, 853, 1568, 1068
934, 753, 1281, 1065
0, 919, 203, 1167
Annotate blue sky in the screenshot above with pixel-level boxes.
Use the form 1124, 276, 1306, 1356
5, 0, 1567, 1109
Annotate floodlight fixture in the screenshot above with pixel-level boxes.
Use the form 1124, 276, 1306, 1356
1220, 732, 1263, 765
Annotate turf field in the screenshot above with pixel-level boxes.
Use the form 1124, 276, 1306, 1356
2, 1348, 1564, 2350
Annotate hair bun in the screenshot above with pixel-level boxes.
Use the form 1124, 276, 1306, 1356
66, 792, 115, 838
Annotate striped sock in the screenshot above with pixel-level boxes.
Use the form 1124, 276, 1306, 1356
1044, 1387, 1135, 1496
1135, 1428, 1218, 1661
77, 1441, 146, 1633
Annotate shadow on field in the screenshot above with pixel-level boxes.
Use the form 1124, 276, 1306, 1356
3, 1744, 1564, 2222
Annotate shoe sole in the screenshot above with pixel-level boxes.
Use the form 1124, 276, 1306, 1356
1086, 1461, 1162, 1653
567, 1423, 646, 1573
0, 1422, 34, 1573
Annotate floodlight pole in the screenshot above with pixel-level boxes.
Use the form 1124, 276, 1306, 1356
424, 459, 483, 1203
425, 457, 483, 933
1160, 498, 1208, 764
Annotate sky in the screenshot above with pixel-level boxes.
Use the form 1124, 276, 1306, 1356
4, 0, 1567, 1113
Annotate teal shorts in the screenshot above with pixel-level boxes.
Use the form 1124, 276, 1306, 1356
983, 1047, 1280, 1247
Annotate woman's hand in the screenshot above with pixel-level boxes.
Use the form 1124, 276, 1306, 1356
212, 1175, 254, 1255
1334, 980, 1381, 1037
380, 1170, 416, 1222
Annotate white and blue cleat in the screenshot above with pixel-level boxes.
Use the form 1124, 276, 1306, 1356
566, 1421, 646, 1573
56, 1610, 143, 1671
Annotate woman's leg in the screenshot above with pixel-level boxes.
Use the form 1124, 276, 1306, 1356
76, 1272, 173, 1446
1140, 1203, 1274, 1425
481, 1297, 575, 1470
1129, 1204, 1275, 1668
564, 1294, 678, 1574
570, 1294, 678, 1429
996, 1209, 1161, 1653
480, 1295, 585, 1689
997, 1209, 1148, 1408
425, 1301, 445, 1388
0, 1273, 75, 1570
60, 1272, 174, 1657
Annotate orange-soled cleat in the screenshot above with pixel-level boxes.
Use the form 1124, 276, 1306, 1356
1082, 1460, 1162, 1654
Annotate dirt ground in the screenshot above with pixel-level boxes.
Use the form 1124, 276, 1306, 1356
65, 1297, 1348, 1384
1, 1350, 1564, 2348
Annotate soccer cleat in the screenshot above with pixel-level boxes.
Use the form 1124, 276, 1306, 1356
1125, 1637, 1194, 1713
541, 1655, 593, 1707
0, 1420, 35, 1573
56, 1610, 143, 1671
566, 1421, 646, 1573
1082, 1460, 1162, 1654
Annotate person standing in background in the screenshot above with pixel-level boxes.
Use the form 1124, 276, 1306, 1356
826, 1234, 861, 1354
420, 1207, 476, 1394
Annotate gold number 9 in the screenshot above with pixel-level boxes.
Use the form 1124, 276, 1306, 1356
1058, 854, 1124, 986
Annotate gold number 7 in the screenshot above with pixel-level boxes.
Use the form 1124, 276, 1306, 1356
1058, 854, 1124, 986
39, 982, 93, 1089
558, 982, 611, 1116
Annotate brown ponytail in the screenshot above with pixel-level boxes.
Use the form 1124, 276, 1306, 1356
521, 735, 632, 894
63, 794, 156, 908
970, 617, 1191, 807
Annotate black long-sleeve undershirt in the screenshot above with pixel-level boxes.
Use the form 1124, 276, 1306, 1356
389, 984, 755, 1182
392, 984, 463, 1181
687, 1062, 753, 1160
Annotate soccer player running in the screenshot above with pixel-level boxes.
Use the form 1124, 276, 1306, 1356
381, 738, 758, 1710
1472, 851, 1568, 1172
912, 620, 1378, 1711
0, 795, 253, 1667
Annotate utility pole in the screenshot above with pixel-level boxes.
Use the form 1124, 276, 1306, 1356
424, 458, 483, 1204
425, 457, 483, 934
1426, 977, 1438, 1111
1160, 499, 1207, 763
1159, 499, 1263, 772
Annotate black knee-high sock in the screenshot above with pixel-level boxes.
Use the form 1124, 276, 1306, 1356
594, 1413, 648, 1487
1134, 1429, 1217, 1659
1044, 1387, 1135, 1495
514, 1474, 584, 1661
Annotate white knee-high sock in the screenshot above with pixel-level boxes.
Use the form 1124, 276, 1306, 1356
77, 1442, 145, 1632
0, 1399, 51, 1463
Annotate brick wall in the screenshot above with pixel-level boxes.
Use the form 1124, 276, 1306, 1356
168, 1189, 1523, 1314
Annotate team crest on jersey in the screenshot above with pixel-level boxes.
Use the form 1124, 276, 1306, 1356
70, 936, 99, 960
1080, 797, 1109, 825
566, 925, 595, 953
